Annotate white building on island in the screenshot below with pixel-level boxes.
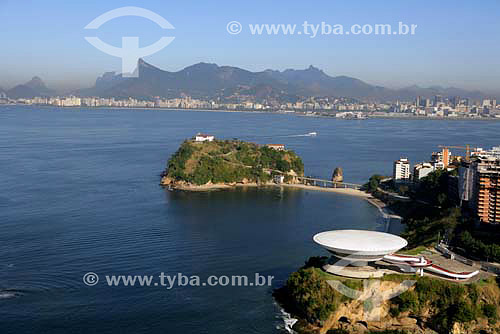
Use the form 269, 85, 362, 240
195, 133, 215, 142
266, 144, 285, 151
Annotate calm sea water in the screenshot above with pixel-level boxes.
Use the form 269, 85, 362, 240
1, 106, 499, 333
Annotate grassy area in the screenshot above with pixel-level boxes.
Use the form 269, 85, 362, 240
398, 246, 431, 255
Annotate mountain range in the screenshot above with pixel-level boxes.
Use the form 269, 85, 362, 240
4, 60, 493, 101
6, 76, 55, 99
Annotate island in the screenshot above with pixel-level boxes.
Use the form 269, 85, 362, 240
161, 137, 304, 190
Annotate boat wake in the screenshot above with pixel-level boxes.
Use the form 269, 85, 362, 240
0, 289, 24, 299
241, 132, 317, 141
279, 132, 317, 138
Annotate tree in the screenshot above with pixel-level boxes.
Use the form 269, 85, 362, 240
366, 174, 384, 193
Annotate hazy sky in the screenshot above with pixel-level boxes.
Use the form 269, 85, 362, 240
1, 0, 499, 92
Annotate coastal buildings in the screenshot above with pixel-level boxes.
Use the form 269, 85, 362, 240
6, 92, 499, 119
413, 162, 434, 181
431, 148, 451, 168
393, 158, 411, 182
473, 146, 500, 160
459, 153, 500, 225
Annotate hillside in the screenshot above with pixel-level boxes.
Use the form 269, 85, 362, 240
275, 257, 500, 334
161, 139, 304, 189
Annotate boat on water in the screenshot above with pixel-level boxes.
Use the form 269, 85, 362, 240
307, 132, 317, 136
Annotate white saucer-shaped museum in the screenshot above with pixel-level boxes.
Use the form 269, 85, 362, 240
313, 230, 408, 264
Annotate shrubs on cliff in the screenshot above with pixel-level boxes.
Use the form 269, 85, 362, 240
284, 267, 340, 325
391, 277, 499, 334
166, 143, 195, 180
275, 258, 363, 327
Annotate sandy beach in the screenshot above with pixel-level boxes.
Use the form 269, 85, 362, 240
278, 183, 372, 197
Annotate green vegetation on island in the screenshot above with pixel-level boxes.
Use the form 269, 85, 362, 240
161, 139, 304, 188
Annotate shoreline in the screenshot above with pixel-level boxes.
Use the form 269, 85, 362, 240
365, 197, 403, 233
3, 105, 500, 121
165, 181, 371, 197
277, 183, 371, 198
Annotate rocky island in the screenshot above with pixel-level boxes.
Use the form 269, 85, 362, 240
161, 137, 304, 190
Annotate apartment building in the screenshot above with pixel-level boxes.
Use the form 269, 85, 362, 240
475, 158, 500, 224
413, 163, 434, 181
460, 157, 500, 224
393, 158, 411, 182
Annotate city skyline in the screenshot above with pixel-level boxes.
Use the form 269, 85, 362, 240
1, 0, 500, 92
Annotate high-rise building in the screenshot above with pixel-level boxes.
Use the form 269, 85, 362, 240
475, 159, 500, 224
416, 96, 423, 107
459, 157, 500, 224
433, 95, 443, 107
430, 148, 452, 168
393, 158, 411, 182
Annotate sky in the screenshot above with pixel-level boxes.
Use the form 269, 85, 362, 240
0, 0, 499, 92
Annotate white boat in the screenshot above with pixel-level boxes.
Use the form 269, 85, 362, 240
308, 132, 317, 136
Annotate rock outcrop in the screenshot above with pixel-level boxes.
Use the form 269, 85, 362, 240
332, 167, 343, 183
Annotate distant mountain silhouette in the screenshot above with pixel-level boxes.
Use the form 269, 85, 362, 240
4, 61, 492, 101
7, 76, 56, 99
79, 59, 490, 101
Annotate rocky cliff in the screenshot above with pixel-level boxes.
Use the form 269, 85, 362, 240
276, 259, 500, 334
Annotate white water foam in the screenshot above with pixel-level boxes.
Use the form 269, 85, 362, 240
279, 308, 298, 333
